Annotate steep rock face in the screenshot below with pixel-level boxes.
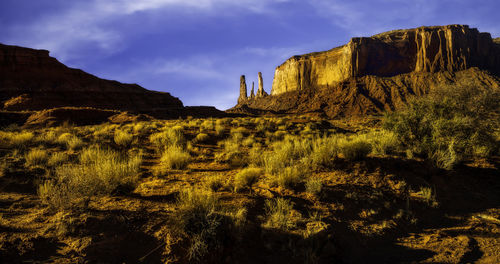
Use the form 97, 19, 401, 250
0, 44, 184, 112
229, 25, 500, 117
238, 68, 499, 117
271, 25, 500, 96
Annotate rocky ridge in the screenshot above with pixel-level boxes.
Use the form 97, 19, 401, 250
229, 25, 500, 117
0, 43, 227, 126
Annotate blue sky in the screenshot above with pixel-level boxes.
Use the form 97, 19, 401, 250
1, 0, 499, 110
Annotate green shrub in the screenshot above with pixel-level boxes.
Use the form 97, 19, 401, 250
383, 84, 499, 169
264, 198, 299, 230
234, 167, 261, 192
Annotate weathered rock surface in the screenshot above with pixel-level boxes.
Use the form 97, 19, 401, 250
0, 44, 184, 112
229, 25, 500, 117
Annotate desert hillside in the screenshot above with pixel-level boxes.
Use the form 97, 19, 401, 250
0, 25, 499, 263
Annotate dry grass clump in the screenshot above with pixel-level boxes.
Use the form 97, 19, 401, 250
305, 177, 323, 196
264, 198, 299, 230
38, 145, 142, 210
194, 133, 210, 143
24, 148, 49, 167
0, 131, 34, 149
206, 175, 226, 191
47, 152, 69, 167
273, 166, 304, 189
234, 167, 261, 192
114, 130, 134, 147
57, 133, 84, 150
362, 130, 399, 155
338, 136, 372, 161
215, 136, 247, 167
150, 128, 185, 151
174, 188, 223, 261
305, 136, 339, 169
154, 146, 191, 174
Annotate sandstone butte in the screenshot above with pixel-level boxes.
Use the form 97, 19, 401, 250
0, 43, 225, 125
229, 24, 500, 118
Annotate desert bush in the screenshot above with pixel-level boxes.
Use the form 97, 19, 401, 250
234, 167, 261, 192
149, 128, 185, 151
25, 148, 49, 167
305, 177, 323, 196
39, 145, 142, 210
264, 198, 299, 230
338, 137, 372, 161
155, 146, 191, 173
114, 130, 134, 147
175, 188, 222, 261
384, 84, 499, 169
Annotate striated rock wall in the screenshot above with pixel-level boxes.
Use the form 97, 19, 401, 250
0, 44, 184, 112
271, 25, 500, 95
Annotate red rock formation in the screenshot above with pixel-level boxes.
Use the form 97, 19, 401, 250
229, 25, 500, 117
0, 44, 184, 112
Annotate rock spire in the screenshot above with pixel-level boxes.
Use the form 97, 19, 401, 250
256, 72, 268, 97
238, 75, 248, 104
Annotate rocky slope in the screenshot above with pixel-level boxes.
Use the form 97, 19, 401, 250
0, 44, 184, 112
229, 25, 500, 117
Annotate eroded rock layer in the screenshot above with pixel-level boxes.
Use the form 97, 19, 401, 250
230, 25, 500, 117
0, 44, 184, 112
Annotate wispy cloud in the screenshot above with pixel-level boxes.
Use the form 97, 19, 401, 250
153, 56, 226, 80
5, 0, 289, 62
308, 0, 442, 36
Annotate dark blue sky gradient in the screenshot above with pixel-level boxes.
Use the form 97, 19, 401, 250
1, 0, 499, 109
